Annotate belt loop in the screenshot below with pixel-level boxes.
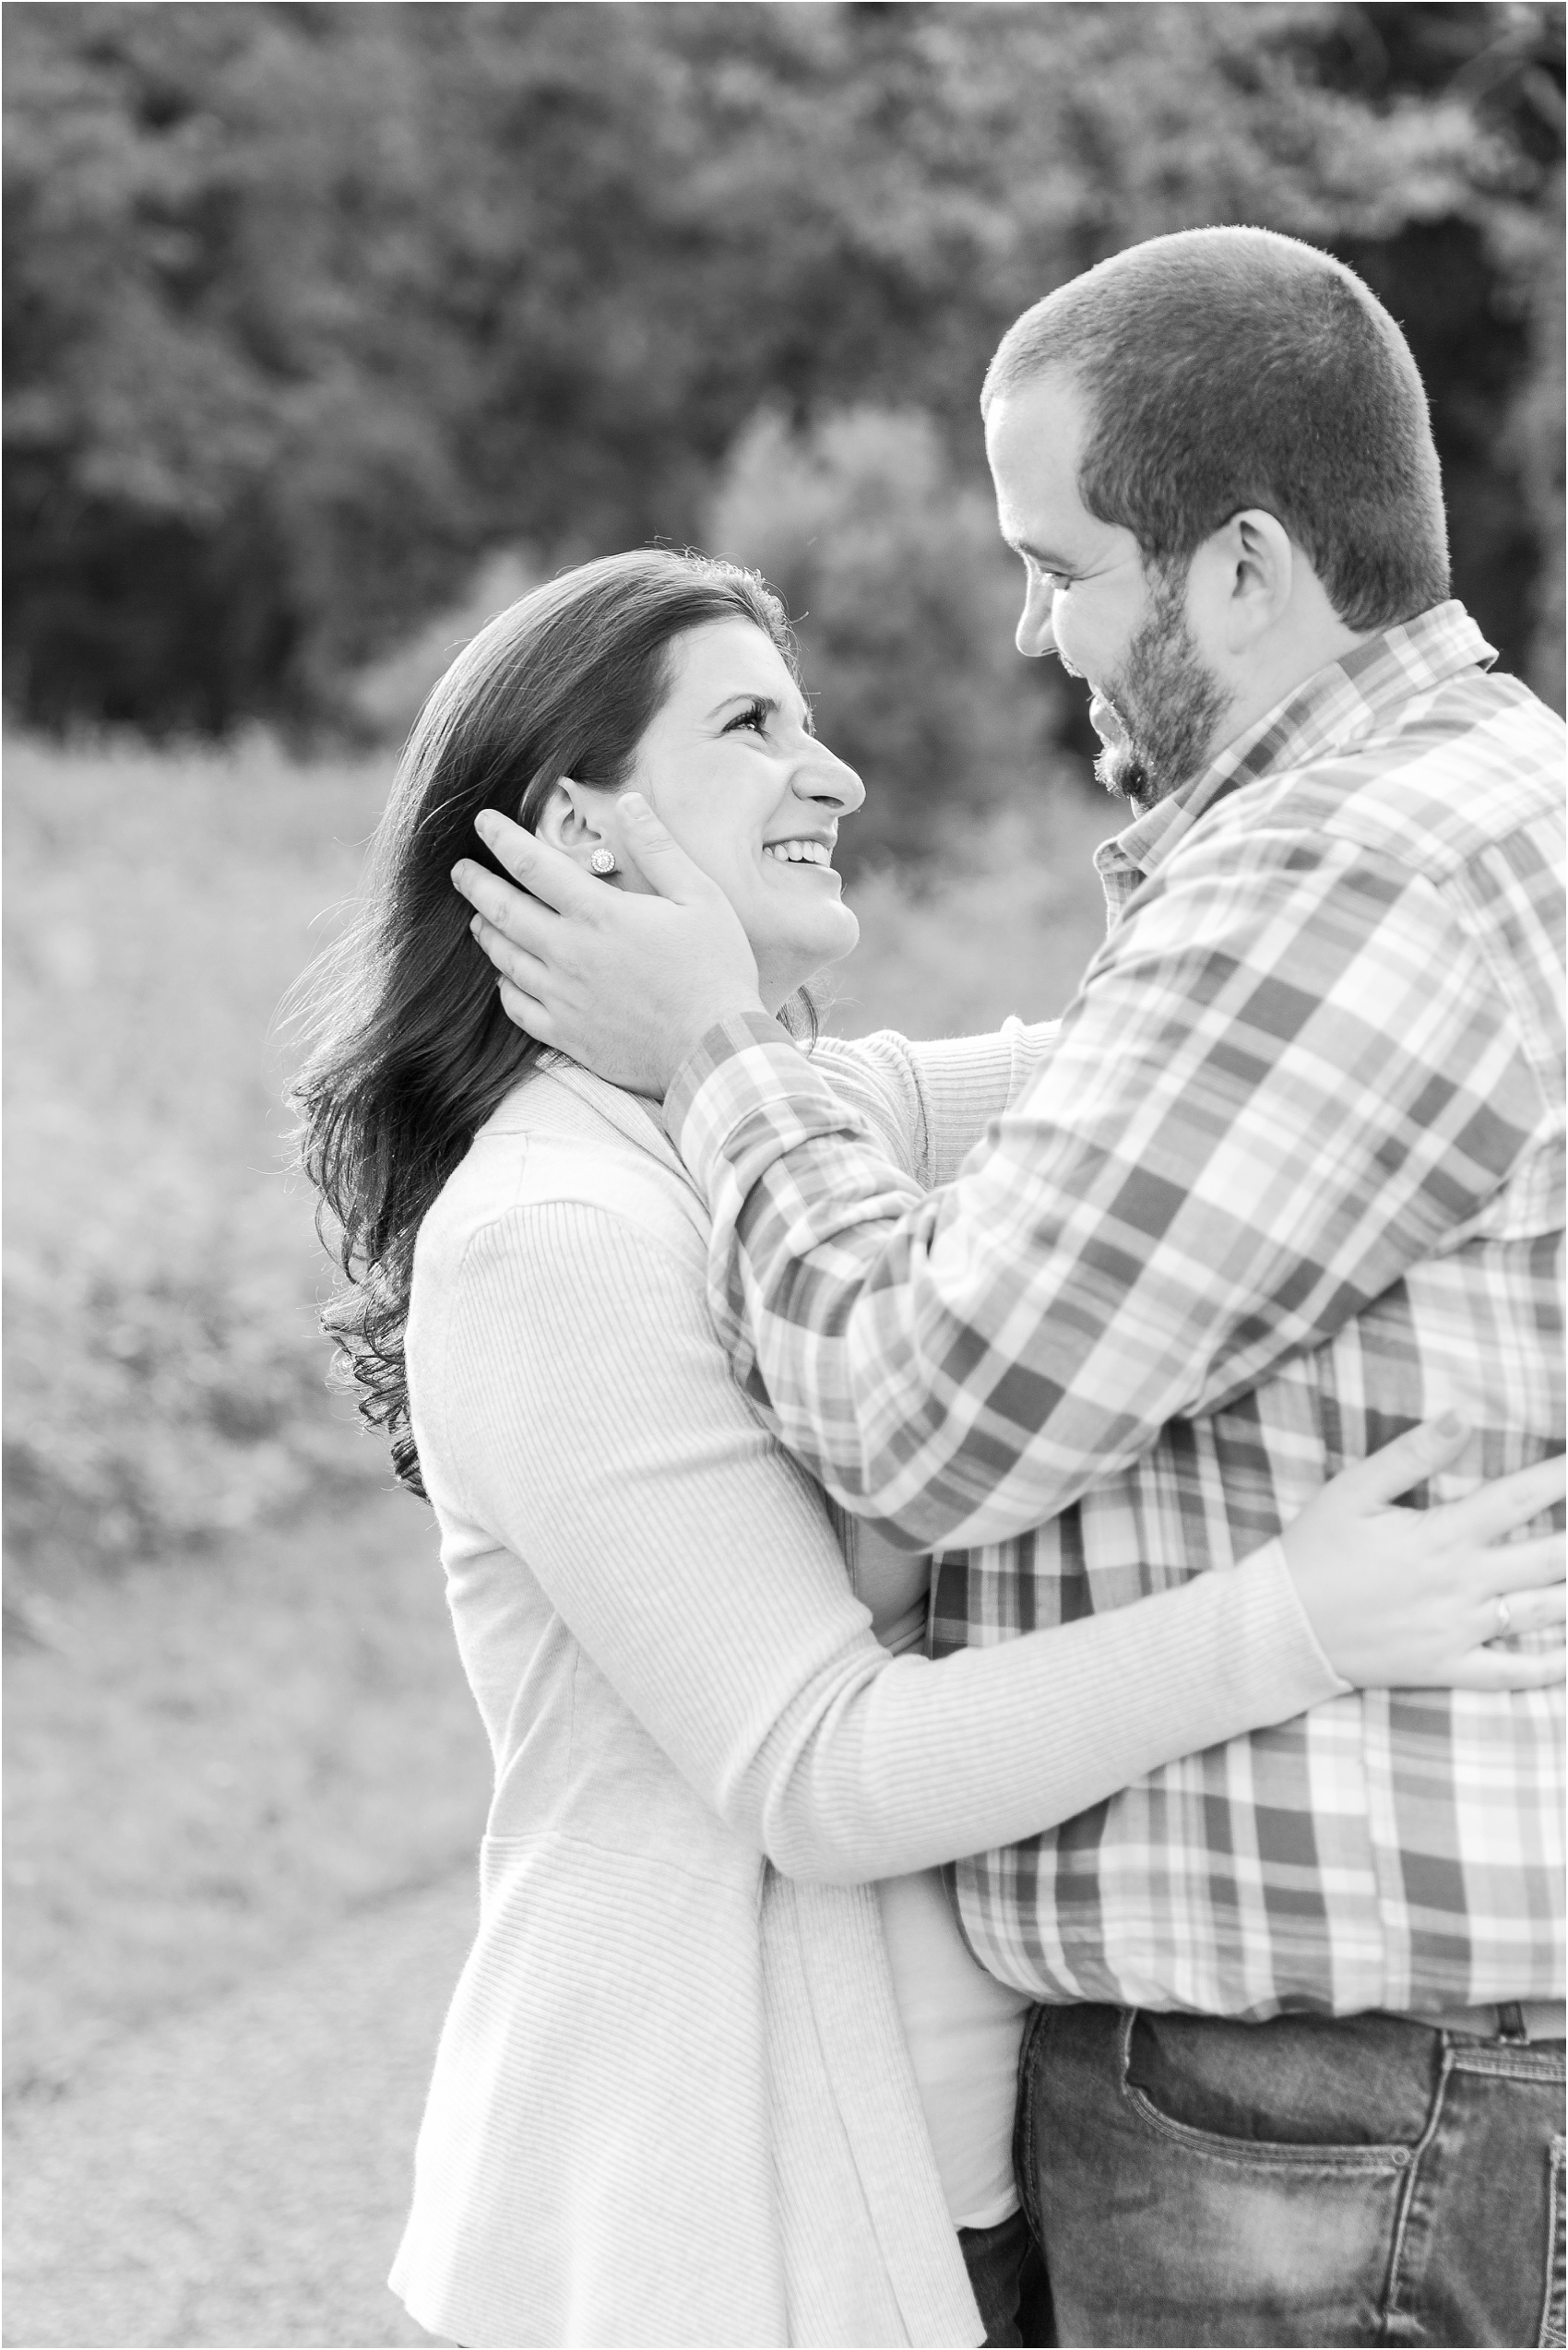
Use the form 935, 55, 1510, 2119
1498, 2001, 1528, 2042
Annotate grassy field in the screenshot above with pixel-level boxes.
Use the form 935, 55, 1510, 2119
4, 730, 1113, 2107
5, 735, 391, 1601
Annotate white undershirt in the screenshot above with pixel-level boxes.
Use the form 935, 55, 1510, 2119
856, 1530, 1032, 2230
876, 1867, 1032, 2227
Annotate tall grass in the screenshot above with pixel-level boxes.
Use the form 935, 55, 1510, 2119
4, 732, 1113, 1597
4, 736, 391, 1598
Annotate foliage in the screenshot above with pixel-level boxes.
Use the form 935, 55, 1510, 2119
2, 734, 390, 1604
343, 546, 545, 744
824, 791, 1118, 1042
706, 407, 1063, 869
6, 2, 1562, 746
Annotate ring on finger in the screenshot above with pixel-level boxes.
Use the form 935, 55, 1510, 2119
1493, 1594, 1515, 1640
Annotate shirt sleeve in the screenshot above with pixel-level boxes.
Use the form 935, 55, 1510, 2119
813, 1021, 1062, 1190
441, 1199, 1345, 1884
667, 826, 1546, 1549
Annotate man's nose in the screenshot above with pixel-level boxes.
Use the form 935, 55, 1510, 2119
1016, 576, 1057, 659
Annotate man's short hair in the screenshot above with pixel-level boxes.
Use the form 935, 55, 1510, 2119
982, 227, 1450, 632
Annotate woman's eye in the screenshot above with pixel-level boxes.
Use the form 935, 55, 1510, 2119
724, 702, 769, 736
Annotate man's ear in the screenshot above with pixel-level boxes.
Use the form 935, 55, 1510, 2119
532, 777, 615, 867
1199, 510, 1294, 655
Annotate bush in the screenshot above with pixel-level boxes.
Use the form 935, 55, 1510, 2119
707, 406, 1065, 869
824, 792, 1117, 1041
2, 734, 392, 1608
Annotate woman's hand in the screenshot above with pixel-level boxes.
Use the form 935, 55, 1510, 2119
1279, 1415, 1565, 1691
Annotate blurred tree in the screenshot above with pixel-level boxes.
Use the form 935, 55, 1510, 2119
6, 1, 1562, 742
1300, 3, 1566, 709
4, 2, 475, 729
706, 408, 1061, 870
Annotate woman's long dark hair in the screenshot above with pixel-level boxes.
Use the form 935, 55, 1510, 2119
291, 549, 798, 1496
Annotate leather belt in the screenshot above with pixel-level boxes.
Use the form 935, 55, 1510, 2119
1407, 1999, 1566, 2043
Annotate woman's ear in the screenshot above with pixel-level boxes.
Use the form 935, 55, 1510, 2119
531, 777, 614, 867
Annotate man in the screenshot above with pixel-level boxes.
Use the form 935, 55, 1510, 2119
455, 229, 1565, 2346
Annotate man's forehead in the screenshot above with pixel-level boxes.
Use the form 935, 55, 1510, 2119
987, 369, 1087, 456
987, 376, 1096, 550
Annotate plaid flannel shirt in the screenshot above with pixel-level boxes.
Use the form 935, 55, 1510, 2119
668, 601, 1565, 2017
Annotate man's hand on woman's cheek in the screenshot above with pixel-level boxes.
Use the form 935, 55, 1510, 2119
450, 800, 766, 1099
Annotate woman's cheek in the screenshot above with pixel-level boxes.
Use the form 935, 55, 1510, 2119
688, 837, 753, 912
646, 798, 713, 878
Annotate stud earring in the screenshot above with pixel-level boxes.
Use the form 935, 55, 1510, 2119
588, 848, 617, 876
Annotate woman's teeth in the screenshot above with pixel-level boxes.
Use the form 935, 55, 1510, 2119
765, 840, 831, 865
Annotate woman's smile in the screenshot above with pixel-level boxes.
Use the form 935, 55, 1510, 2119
762, 834, 838, 870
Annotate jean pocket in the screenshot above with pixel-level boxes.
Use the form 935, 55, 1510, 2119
1540, 2136, 1566, 2349
1118, 2010, 1419, 2173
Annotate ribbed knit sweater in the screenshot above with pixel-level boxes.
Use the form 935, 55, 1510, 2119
387, 1027, 1346, 2349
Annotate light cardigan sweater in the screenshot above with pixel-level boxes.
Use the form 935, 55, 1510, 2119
388, 1026, 1346, 2350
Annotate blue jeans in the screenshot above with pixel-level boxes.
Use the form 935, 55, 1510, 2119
1018, 2001, 1566, 2347
959, 2206, 1053, 2347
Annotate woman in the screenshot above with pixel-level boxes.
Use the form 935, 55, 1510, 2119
292, 551, 1563, 2350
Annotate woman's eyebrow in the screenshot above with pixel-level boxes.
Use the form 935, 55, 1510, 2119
704, 687, 815, 732
704, 689, 778, 718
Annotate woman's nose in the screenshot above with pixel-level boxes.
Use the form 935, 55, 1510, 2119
1016, 576, 1057, 659
799, 742, 865, 815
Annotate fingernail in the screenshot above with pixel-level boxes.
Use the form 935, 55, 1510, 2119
474, 810, 500, 841
469, 914, 481, 937
622, 792, 651, 820
1434, 1409, 1467, 1440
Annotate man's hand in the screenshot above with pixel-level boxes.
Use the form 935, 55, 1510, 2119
451, 797, 766, 1097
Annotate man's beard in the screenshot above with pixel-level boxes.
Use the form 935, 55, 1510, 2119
1095, 564, 1231, 812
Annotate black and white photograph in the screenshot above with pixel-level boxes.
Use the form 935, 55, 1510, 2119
6, 5, 1565, 2346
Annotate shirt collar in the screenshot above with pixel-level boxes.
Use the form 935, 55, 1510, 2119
1096, 599, 1496, 887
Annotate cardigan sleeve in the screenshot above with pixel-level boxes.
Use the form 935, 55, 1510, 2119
813, 1021, 1061, 1189
440, 1197, 1346, 1884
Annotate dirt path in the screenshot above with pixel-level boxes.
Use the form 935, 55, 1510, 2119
5, 1869, 476, 2348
